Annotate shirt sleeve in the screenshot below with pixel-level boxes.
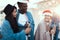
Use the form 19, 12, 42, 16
1, 20, 26, 40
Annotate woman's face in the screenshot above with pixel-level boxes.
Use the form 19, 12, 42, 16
12, 8, 17, 18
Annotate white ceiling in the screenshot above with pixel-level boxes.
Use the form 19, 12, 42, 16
0, 0, 44, 10
0, 0, 18, 10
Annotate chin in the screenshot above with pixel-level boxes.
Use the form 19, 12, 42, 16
24, 11, 27, 13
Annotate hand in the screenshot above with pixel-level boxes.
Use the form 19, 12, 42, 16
25, 22, 30, 28
24, 22, 31, 34
25, 27, 31, 34
50, 29, 55, 34
0, 34, 2, 39
51, 25, 56, 34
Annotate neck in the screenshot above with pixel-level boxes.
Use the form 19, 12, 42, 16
18, 9, 27, 14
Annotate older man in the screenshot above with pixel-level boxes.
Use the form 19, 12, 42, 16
35, 10, 56, 40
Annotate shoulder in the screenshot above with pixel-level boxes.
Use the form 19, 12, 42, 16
26, 11, 33, 17
1, 19, 13, 33
27, 11, 31, 13
3, 19, 9, 24
2, 19, 10, 26
27, 11, 32, 15
39, 19, 44, 25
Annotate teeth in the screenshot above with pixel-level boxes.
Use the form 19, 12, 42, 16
46, 23, 49, 25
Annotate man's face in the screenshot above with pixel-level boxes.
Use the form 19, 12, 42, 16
18, 3, 27, 13
44, 15, 52, 23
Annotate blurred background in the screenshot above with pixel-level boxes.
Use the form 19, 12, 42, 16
0, 0, 60, 34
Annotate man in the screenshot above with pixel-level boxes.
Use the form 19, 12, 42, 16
35, 10, 56, 40
52, 16, 59, 40
17, 0, 35, 40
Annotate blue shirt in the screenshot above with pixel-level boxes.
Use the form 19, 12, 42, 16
0, 11, 35, 40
